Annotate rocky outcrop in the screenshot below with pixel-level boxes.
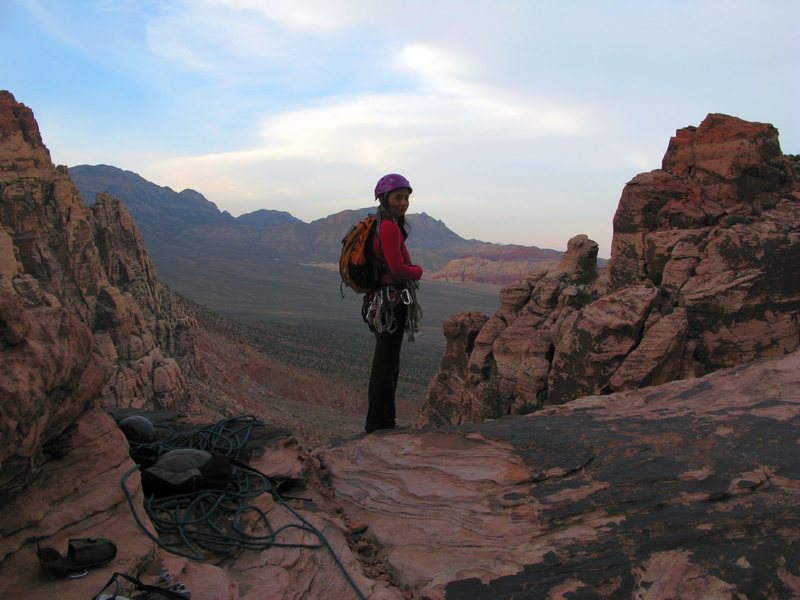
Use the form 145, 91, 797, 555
0, 91, 198, 498
419, 114, 800, 426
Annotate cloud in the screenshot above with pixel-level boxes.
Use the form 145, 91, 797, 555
142, 30, 599, 254
210, 0, 367, 34
153, 40, 587, 179
21, 0, 78, 46
394, 44, 471, 93
143, 0, 378, 79
396, 43, 586, 135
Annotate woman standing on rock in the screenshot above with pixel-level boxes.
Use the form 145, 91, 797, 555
363, 174, 423, 434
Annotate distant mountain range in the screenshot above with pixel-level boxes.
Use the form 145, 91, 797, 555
70, 164, 562, 282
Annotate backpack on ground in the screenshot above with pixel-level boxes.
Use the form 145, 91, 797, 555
141, 448, 233, 498
339, 213, 385, 295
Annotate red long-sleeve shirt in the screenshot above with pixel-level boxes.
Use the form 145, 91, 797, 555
371, 219, 423, 285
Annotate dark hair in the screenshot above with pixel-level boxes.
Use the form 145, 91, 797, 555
377, 192, 410, 240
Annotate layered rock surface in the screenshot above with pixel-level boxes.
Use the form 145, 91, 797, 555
321, 350, 800, 598
419, 114, 800, 426
0, 407, 400, 600
427, 256, 560, 285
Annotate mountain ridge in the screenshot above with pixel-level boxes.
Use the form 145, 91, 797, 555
70, 163, 562, 278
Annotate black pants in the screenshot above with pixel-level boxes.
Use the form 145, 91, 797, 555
365, 302, 407, 433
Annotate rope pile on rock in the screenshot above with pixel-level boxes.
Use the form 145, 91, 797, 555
120, 415, 366, 599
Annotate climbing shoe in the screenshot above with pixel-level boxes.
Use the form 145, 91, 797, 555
37, 537, 117, 578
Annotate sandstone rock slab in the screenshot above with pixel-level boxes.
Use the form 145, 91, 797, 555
323, 352, 800, 598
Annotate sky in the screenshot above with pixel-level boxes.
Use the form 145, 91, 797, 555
2, 1, 798, 258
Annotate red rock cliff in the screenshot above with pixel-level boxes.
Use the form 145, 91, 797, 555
0, 91, 199, 498
419, 113, 800, 426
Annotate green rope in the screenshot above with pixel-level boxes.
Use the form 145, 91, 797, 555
120, 416, 367, 600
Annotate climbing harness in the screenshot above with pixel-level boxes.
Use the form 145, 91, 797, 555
362, 280, 422, 341
120, 415, 367, 600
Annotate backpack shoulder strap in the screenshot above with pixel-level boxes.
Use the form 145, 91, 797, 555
372, 211, 383, 257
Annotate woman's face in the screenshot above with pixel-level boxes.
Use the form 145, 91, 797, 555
385, 187, 411, 219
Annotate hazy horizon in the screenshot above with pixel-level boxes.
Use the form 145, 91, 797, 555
3, 1, 798, 259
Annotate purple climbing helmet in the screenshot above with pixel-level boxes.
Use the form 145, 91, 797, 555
374, 173, 412, 199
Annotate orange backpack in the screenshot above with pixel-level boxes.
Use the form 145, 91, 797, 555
339, 213, 385, 294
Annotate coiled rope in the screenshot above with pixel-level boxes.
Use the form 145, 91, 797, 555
120, 415, 367, 600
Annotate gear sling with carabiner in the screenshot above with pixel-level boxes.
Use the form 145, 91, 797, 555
362, 281, 421, 341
